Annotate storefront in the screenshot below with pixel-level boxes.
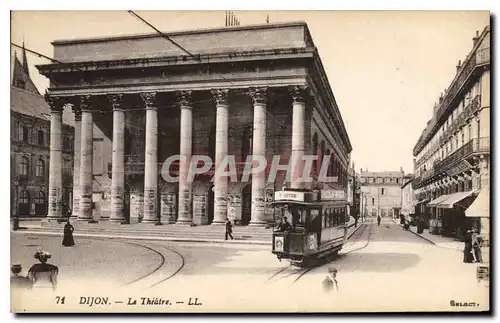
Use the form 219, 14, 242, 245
428, 190, 478, 238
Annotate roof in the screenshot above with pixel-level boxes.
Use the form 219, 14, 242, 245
51, 21, 309, 45
12, 54, 40, 95
11, 48, 74, 127
360, 171, 404, 178
11, 86, 75, 127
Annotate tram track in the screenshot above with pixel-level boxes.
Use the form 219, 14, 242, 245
80, 237, 186, 289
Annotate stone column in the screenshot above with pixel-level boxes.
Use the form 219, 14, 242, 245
78, 95, 94, 221
109, 94, 126, 223
249, 87, 267, 226
211, 89, 229, 225
71, 106, 82, 219
290, 86, 307, 189
176, 91, 193, 224
45, 95, 64, 219
141, 92, 160, 224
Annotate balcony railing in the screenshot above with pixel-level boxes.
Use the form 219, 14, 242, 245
421, 168, 435, 181
414, 39, 489, 155
434, 137, 490, 174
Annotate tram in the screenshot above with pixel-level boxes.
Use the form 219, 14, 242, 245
271, 188, 349, 267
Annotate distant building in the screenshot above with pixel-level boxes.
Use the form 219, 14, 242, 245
10, 47, 74, 217
412, 26, 490, 241
346, 162, 359, 219
401, 176, 414, 220
359, 168, 408, 218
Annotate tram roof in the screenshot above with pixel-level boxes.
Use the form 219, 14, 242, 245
270, 201, 321, 207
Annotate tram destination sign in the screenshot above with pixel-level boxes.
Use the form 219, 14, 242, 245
274, 191, 306, 202
274, 191, 320, 202
321, 190, 346, 201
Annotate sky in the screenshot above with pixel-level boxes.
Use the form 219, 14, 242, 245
10, 10, 490, 174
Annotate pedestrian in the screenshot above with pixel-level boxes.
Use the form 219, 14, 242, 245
471, 228, 483, 263
377, 215, 381, 226
62, 220, 75, 247
463, 230, 474, 263
322, 267, 338, 292
11, 264, 32, 290
28, 250, 59, 290
354, 216, 358, 228
225, 218, 234, 240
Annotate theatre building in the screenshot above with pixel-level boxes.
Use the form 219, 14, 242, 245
36, 22, 352, 227
412, 26, 490, 244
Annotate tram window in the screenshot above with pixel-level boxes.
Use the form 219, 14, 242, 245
293, 207, 307, 228
329, 209, 334, 227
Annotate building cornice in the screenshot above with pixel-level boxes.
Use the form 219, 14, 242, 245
413, 26, 490, 156
51, 21, 310, 46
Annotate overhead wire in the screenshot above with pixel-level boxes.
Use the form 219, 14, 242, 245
12, 39, 288, 130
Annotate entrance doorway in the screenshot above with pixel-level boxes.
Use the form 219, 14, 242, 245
19, 190, 30, 215
207, 184, 214, 224
34, 191, 47, 215
241, 184, 252, 225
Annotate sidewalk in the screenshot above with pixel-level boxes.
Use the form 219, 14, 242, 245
392, 219, 463, 252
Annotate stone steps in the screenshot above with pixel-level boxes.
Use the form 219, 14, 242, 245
19, 225, 273, 242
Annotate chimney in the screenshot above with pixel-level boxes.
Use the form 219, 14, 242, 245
439, 93, 443, 104
456, 60, 462, 73
473, 30, 480, 46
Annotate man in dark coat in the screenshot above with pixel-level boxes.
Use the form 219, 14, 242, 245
225, 218, 234, 240
463, 230, 474, 263
275, 217, 292, 232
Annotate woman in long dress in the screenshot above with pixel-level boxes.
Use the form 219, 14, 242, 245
62, 220, 75, 247
28, 251, 59, 290
463, 230, 474, 263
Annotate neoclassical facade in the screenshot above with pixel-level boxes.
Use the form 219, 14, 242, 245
36, 22, 352, 226
412, 26, 490, 242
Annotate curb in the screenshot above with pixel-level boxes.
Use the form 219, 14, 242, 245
12, 230, 272, 246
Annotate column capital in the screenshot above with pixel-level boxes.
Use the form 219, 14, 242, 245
177, 91, 193, 108
108, 94, 124, 111
78, 94, 92, 112
248, 87, 268, 105
211, 89, 229, 106
289, 85, 310, 104
44, 94, 65, 113
140, 92, 158, 108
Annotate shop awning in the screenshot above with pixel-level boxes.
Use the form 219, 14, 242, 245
466, 189, 490, 218
437, 190, 477, 209
428, 195, 449, 207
